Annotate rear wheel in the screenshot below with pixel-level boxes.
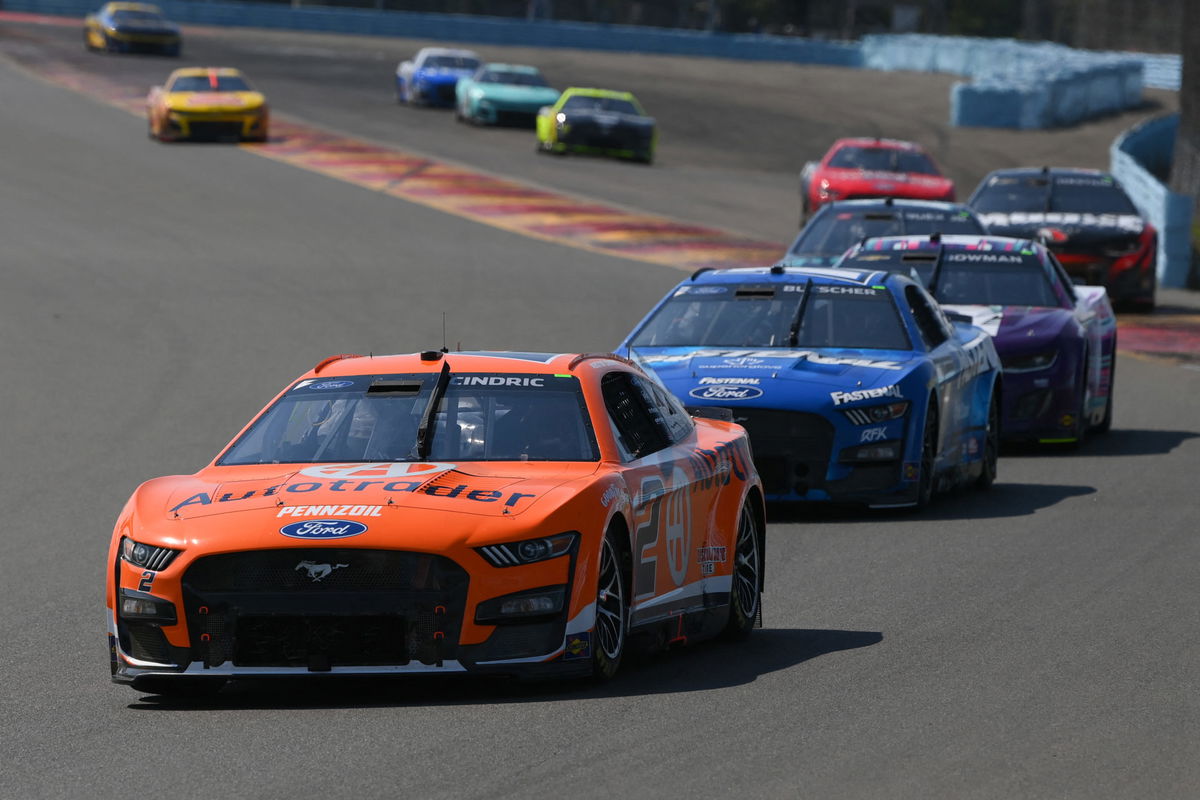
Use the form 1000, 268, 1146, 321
976, 390, 1000, 489
592, 528, 627, 681
722, 503, 762, 640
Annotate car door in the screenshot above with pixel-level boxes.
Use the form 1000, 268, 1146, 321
599, 370, 717, 630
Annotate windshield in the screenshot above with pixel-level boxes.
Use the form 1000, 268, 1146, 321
933, 252, 1059, 307
827, 146, 939, 176
791, 208, 984, 256
631, 284, 910, 351
972, 174, 1138, 215
479, 69, 548, 87
424, 55, 480, 70
220, 373, 598, 465
111, 10, 167, 24
561, 95, 640, 115
168, 75, 251, 92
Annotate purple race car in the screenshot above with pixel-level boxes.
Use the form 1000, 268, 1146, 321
838, 234, 1117, 445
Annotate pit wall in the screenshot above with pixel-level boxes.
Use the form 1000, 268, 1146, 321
6, 0, 1181, 130
1111, 114, 1193, 288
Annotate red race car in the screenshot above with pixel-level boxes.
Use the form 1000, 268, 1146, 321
799, 138, 955, 224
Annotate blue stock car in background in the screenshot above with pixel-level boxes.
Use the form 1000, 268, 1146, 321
395, 47, 481, 107
617, 266, 1001, 508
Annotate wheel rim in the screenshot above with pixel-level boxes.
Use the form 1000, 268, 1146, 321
595, 536, 624, 660
733, 507, 760, 619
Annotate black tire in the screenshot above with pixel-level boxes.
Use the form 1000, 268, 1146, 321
916, 400, 939, 508
1070, 355, 1089, 449
1095, 355, 1115, 434
976, 390, 1000, 489
722, 502, 762, 640
134, 676, 224, 698
591, 527, 628, 681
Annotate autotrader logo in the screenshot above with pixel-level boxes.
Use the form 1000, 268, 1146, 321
279, 520, 368, 540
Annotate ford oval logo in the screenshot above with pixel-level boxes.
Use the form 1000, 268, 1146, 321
279, 519, 367, 540
688, 385, 763, 401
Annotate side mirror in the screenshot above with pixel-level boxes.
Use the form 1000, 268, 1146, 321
943, 310, 974, 325
686, 406, 734, 422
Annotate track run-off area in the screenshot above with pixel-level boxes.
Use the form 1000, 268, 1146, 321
1, 15, 1198, 800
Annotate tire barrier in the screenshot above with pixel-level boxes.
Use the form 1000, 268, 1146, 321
1111, 113, 1194, 288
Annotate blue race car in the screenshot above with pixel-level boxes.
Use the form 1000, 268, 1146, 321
617, 266, 1001, 508
781, 199, 985, 268
395, 47, 481, 107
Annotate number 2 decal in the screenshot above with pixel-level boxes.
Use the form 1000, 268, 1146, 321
632, 476, 663, 600
138, 570, 154, 592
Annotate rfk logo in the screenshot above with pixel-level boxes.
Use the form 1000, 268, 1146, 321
294, 561, 348, 582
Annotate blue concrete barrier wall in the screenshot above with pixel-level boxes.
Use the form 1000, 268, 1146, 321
1110, 114, 1193, 288
8, 0, 861, 65
864, 34, 1144, 129
8, 1, 1180, 130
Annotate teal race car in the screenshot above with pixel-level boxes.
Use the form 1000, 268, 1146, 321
455, 63, 560, 127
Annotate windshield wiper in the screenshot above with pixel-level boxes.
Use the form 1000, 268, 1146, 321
787, 278, 814, 346
411, 360, 451, 460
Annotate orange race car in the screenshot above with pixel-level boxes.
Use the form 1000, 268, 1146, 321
107, 351, 764, 694
146, 67, 268, 142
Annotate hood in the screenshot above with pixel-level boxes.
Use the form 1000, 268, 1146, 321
568, 109, 653, 126
941, 304, 1073, 354
977, 211, 1145, 246
823, 168, 952, 193
166, 91, 266, 113
633, 346, 917, 404
478, 84, 560, 103
416, 67, 475, 81
778, 254, 842, 267
136, 461, 600, 527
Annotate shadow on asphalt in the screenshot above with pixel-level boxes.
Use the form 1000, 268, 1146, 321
125, 628, 881, 710
767, 480, 1096, 524
1005, 428, 1199, 458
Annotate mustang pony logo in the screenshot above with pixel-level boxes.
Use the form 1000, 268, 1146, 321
295, 561, 349, 582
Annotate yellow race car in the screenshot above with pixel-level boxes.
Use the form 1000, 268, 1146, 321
146, 67, 269, 143
84, 2, 181, 57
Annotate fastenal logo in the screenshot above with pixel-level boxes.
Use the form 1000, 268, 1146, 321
279, 519, 368, 540
830, 385, 904, 406
297, 462, 455, 480
688, 385, 764, 401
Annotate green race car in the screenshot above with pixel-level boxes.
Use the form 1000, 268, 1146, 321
455, 63, 560, 127
535, 87, 656, 164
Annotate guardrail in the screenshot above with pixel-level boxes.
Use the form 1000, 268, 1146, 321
1110, 113, 1193, 288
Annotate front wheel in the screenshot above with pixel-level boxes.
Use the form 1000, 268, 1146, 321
976, 391, 1000, 489
591, 527, 628, 681
1095, 356, 1115, 434
722, 503, 762, 640
915, 401, 938, 508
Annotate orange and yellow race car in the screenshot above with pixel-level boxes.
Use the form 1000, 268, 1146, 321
146, 67, 268, 142
107, 351, 764, 694
84, 2, 181, 56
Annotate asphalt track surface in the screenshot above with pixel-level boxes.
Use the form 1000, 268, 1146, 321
1, 19, 1199, 800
